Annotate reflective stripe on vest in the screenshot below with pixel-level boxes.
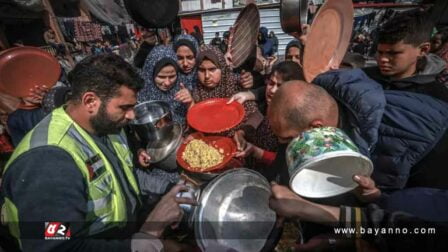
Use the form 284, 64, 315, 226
2, 107, 141, 241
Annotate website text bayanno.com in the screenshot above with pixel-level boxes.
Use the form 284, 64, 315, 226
334, 227, 436, 236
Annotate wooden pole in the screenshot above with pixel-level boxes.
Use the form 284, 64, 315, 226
41, 0, 75, 67
42, 0, 64, 44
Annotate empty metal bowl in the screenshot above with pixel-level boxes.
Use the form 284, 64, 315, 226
130, 100, 173, 145
147, 122, 183, 169
194, 168, 276, 252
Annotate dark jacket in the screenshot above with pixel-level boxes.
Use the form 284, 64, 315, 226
1, 134, 160, 251
363, 54, 448, 103
314, 69, 448, 191
258, 27, 274, 58
7, 107, 45, 147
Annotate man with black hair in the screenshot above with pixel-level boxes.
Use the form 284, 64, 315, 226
285, 39, 303, 67
220, 31, 230, 54
363, 10, 448, 102
191, 26, 204, 46
1, 54, 195, 252
210, 32, 222, 47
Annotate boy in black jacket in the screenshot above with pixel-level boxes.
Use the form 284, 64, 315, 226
363, 10, 448, 102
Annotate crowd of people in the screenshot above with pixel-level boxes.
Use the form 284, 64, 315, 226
1, 7, 448, 252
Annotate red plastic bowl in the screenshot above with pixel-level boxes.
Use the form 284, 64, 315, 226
177, 133, 237, 174
0, 47, 61, 98
187, 98, 245, 133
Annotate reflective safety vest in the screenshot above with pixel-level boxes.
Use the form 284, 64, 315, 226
1, 107, 141, 247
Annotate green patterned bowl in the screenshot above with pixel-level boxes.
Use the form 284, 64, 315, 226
286, 127, 373, 198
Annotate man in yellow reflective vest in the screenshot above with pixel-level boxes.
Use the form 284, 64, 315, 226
0, 54, 195, 251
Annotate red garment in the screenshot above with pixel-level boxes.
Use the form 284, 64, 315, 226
134, 27, 142, 40
0, 132, 14, 153
260, 151, 276, 167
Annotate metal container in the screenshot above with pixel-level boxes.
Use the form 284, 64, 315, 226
148, 122, 183, 169
280, 0, 308, 38
286, 127, 373, 198
130, 101, 173, 146
177, 177, 201, 228
193, 168, 276, 252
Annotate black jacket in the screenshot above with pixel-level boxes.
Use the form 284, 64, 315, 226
363, 54, 448, 103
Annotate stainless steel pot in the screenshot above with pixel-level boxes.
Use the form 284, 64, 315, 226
130, 101, 173, 146
280, 0, 309, 38
177, 169, 276, 251
148, 123, 183, 168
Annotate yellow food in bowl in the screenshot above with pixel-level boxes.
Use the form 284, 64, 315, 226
182, 139, 224, 170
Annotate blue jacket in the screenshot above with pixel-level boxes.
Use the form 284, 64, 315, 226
314, 69, 448, 191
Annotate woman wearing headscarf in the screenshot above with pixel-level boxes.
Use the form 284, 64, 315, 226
431, 29, 448, 69
173, 34, 199, 90
192, 45, 261, 137
138, 45, 193, 125
135, 46, 193, 197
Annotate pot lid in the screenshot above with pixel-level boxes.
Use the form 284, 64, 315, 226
194, 168, 276, 251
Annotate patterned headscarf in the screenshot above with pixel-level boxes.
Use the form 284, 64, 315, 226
193, 45, 259, 136
435, 43, 448, 70
138, 45, 187, 125
173, 34, 200, 90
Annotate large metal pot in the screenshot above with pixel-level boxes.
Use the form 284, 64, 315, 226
148, 123, 183, 169
178, 169, 277, 251
280, 0, 309, 38
130, 101, 173, 146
